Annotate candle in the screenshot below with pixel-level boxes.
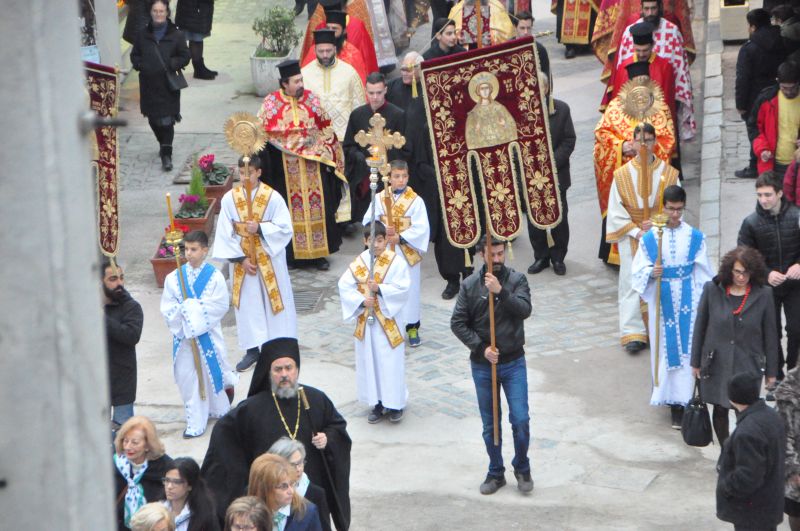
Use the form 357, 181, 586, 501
658, 176, 665, 214
166, 192, 175, 231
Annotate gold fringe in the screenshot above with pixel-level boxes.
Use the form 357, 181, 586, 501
546, 229, 555, 248
464, 248, 472, 267
412, 71, 418, 98
507, 240, 514, 260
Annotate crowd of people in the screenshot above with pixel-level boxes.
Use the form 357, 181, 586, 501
107, 0, 800, 528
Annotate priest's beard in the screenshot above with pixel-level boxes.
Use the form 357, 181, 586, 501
318, 55, 335, 67
272, 378, 299, 399
643, 13, 661, 26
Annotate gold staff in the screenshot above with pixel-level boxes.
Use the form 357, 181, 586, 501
651, 211, 669, 386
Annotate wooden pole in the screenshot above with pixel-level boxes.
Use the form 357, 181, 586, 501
476, 0, 484, 49
486, 215, 499, 446
651, 213, 668, 386
382, 175, 395, 251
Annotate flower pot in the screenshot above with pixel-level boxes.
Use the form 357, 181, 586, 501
150, 245, 187, 288
250, 46, 297, 97
176, 197, 217, 237
204, 171, 233, 214
720, 0, 749, 42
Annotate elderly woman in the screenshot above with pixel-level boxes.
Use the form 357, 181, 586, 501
248, 454, 322, 531
114, 416, 174, 530
777, 368, 800, 529
130, 503, 175, 531
161, 457, 220, 531
224, 497, 271, 531
691, 246, 779, 445
267, 437, 331, 531
130, 0, 190, 171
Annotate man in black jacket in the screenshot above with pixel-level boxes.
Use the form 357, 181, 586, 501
738, 171, 800, 382
102, 258, 144, 431
716, 371, 785, 529
451, 236, 533, 495
734, 8, 785, 178
527, 73, 575, 276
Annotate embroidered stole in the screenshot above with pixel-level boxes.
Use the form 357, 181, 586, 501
231, 183, 284, 314
556, 0, 595, 45
378, 188, 422, 266
349, 251, 404, 348
172, 263, 224, 393
283, 155, 331, 259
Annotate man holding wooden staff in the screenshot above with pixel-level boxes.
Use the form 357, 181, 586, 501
450, 235, 533, 495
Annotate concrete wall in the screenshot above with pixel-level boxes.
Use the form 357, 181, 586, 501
95, 0, 123, 66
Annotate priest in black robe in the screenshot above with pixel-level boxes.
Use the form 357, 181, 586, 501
201, 338, 352, 531
386, 51, 423, 113
342, 72, 406, 223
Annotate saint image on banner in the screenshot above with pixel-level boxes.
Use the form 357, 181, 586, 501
465, 72, 518, 149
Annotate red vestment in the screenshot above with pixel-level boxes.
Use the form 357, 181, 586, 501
301, 16, 379, 75
602, 54, 677, 127
301, 41, 368, 85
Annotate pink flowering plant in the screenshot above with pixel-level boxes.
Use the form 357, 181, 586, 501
157, 224, 189, 258
175, 168, 210, 218
196, 153, 231, 186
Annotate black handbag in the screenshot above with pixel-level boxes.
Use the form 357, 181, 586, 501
152, 41, 187, 92
681, 380, 713, 447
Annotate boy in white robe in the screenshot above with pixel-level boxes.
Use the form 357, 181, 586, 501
212, 156, 297, 377
338, 221, 411, 423
362, 160, 430, 347
160, 230, 238, 438
632, 186, 714, 428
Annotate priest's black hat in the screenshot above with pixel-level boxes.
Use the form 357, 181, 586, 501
630, 22, 655, 45
728, 371, 761, 405
313, 29, 337, 46
326, 10, 347, 28
625, 60, 651, 79
262, 337, 301, 369
277, 59, 301, 79
321, 0, 343, 12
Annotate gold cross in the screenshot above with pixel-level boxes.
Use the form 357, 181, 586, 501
354, 114, 406, 177
255, 195, 268, 208
355, 265, 368, 278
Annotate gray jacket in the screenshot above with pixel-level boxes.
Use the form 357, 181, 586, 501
775, 368, 800, 503
690, 280, 779, 407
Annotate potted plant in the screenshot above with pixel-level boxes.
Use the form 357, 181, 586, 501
197, 153, 233, 214
174, 167, 217, 236
251, 6, 302, 97
150, 224, 188, 288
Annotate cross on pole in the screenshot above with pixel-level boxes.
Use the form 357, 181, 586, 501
354, 113, 405, 177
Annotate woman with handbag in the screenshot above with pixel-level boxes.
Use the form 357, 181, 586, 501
130, 0, 190, 171
690, 246, 779, 446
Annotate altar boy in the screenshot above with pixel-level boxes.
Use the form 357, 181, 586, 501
160, 230, 238, 438
338, 222, 411, 423
362, 160, 430, 346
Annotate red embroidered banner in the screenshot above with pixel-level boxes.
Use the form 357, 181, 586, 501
85, 61, 120, 259
420, 37, 561, 248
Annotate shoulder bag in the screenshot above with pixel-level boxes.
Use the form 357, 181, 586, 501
681, 380, 713, 447
152, 41, 187, 92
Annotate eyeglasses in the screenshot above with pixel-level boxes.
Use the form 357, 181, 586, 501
663, 207, 684, 213
289, 458, 307, 468
161, 477, 187, 486
274, 482, 293, 491
231, 525, 256, 531
732, 268, 750, 277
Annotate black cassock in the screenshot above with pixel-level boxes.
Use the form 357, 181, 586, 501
385, 77, 422, 115
201, 386, 352, 530
342, 102, 406, 223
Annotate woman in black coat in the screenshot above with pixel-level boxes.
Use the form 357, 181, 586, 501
175, 0, 217, 79
691, 246, 779, 446
130, 0, 190, 171
114, 416, 174, 530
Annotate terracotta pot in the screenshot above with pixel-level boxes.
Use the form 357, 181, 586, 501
175, 197, 217, 237
150, 244, 187, 288
204, 171, 233, 215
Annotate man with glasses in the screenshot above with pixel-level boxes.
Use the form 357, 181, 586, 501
752, 61, 800, 178
606, 122, 680, 354
738, 171, 800, 396
632, 185, 713, 428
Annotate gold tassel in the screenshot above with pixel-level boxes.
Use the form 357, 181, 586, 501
464, 248, 472, 267
412, 70, 418, 99
507, 240, 513, 261
546, 229, 555, 248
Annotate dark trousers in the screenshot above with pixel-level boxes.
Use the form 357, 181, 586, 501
774, 282, 800, 379
148, 117, 174, 148
434, 219, 473, 282
528, 189, 569, 262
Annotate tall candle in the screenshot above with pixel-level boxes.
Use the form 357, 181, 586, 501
166, 192, 175, 231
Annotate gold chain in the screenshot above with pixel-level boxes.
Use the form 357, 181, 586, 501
272, 392, 301, 440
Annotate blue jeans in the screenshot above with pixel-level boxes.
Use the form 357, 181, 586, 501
112, 403, 134, 427
471, 356, 530, 477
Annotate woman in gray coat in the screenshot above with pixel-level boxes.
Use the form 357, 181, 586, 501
691, 246, 779, 445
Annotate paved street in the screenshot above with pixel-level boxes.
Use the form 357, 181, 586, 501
114, 0, 741, 528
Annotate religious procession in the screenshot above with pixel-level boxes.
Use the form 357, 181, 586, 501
7, 0, 800, 528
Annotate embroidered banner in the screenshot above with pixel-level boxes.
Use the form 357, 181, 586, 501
85, 61, 120, 259
420, 37, 561, 248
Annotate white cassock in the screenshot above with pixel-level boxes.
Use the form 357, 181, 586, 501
160, 263, 238, 436
362, 187, 430, 326
606, 158, 680, 346
338, 249, 410, 410
632, 222, 714, 406
212, 185, 297, 350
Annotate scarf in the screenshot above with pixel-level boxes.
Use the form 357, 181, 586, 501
296, 472, 311, 497
273, 504, 291, 531
114, 453, 148, 528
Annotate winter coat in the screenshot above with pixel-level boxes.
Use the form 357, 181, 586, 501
451, 264, 532, 366
775, 367, 800, 503
738, 197, 800, 275
549, 98, 576, 190
785, 160, 800, 206
690, 280, 779, 407
752, 86, 782, 174
781, 17, 800, 60
114, 454, 174, 531
285, 502, 323, 531
175, 0, 214, 36
122, 0, 149, 45
105, 289, 144, 406
130, 20, 190, 118
735, 25, 785, 113
716, 400, 785, 528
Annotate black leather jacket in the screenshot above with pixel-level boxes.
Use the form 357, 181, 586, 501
738, 198, 800, 275
450, 264, 532, 365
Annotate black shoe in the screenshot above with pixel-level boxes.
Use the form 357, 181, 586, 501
315, 257, 330, 271
479, 475, 506, 495
225, 386, 235, 405
161, 154, 173, 171
343, 222, 360, 237
552, 260, 566, 276
565, 46, 577, 59
527, 258, 550, 274
367, 403, 385, 423
236, 349, 259, 372
514, 470, 534, 493
193, 68, 216, 80
734, 166, 757, 179
387, 408, 404, 422
670, 405, 684, 429
624, 340, 647, 353
442, 280, 459, 300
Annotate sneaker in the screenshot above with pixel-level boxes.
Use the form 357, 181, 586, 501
236, 349, 260, 372
514, 471, 534, 493
387, 409, 404, 422
479, 475, 506, 495
408, 327, 421, 347
367, 403, 385, 423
